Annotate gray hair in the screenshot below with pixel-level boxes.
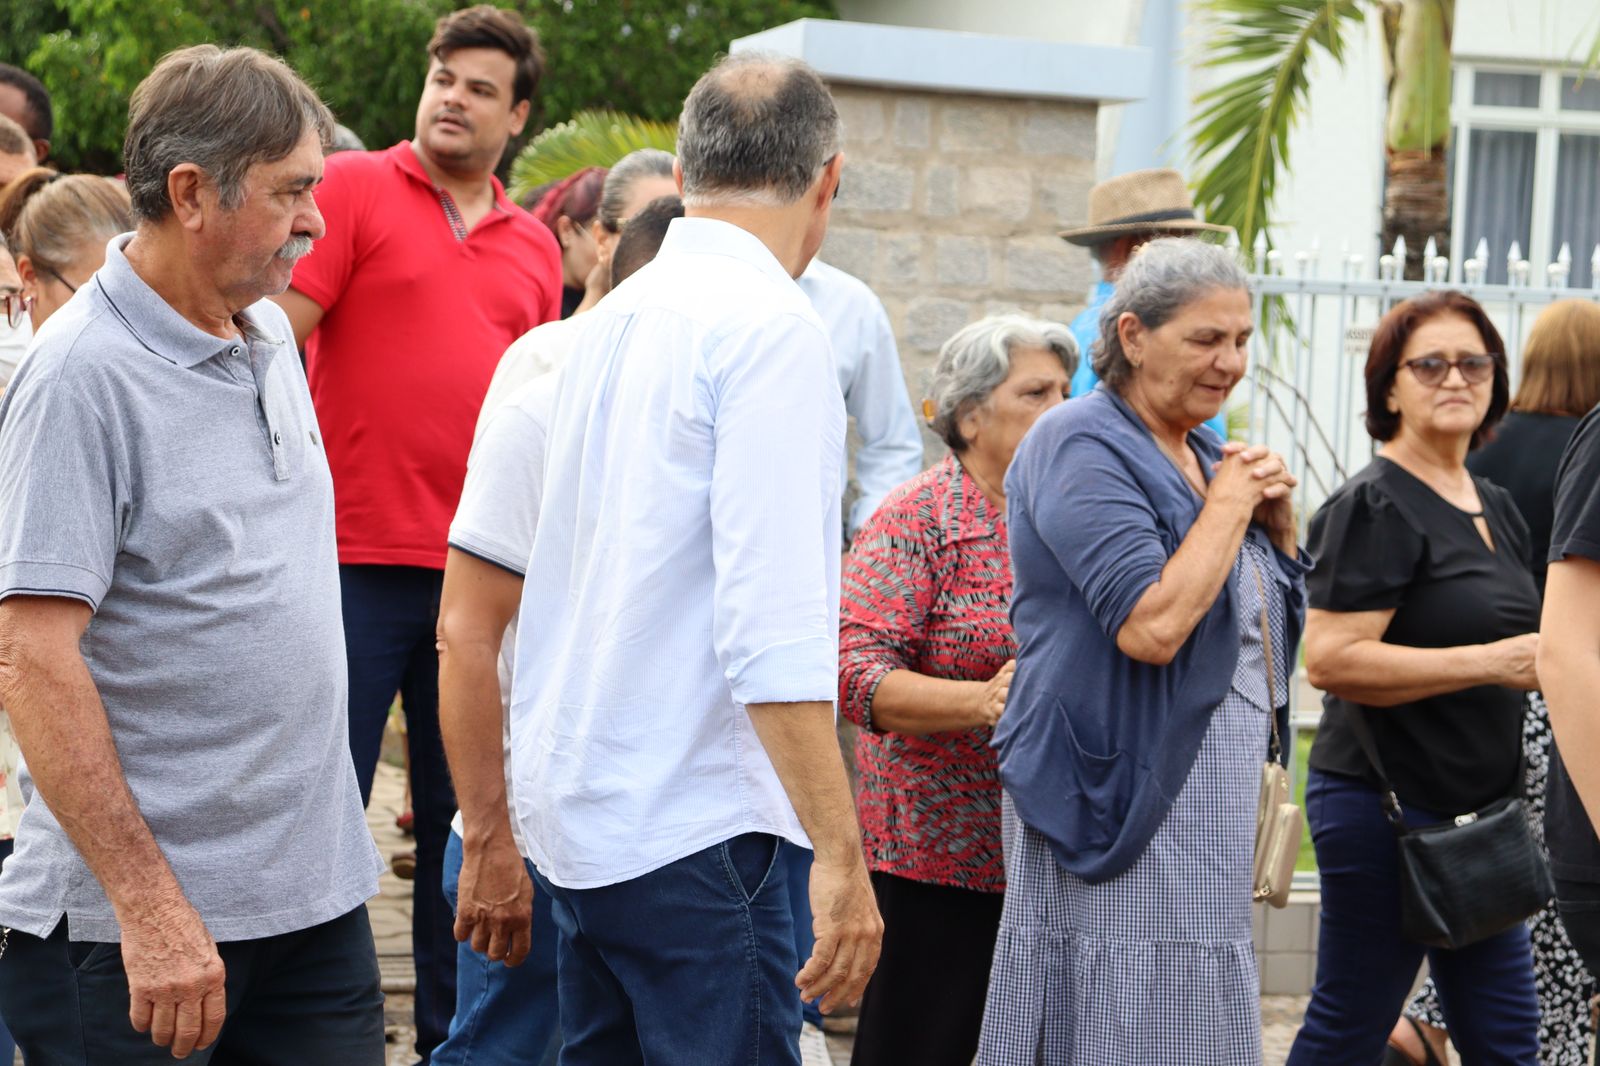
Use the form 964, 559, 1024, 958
327, 123, 366, 155
1092, 237, 1249, 391
124, 45, 334, 223
598, 148, 675, 231
929, 313, 1079, 452
676, 53, 840, 209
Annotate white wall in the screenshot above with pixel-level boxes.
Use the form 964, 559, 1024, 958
834, 0, 1136, 45
1455, 2, 1600, 63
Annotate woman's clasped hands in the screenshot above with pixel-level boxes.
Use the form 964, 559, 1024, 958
1210, 441, 1298, 555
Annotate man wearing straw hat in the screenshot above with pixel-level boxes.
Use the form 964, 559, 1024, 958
1059, 167, 1232, 437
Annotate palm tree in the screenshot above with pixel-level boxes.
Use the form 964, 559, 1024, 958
508, 110, 678, 204
1188, 0, 1600, 278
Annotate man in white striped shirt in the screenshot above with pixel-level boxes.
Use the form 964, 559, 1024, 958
504, 54, 882, 1065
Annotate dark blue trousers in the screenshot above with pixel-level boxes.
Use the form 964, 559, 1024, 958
0, 906, 384, 1064
340, 563, 457, 1063
531, 833, 801, 1066
0, 838, 13, 1063
1287, 769, 1539, 1065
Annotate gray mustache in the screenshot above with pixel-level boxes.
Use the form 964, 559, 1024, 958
276, 235, 315, 262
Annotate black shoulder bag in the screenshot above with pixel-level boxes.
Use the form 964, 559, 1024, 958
1347, 709, 1553, 950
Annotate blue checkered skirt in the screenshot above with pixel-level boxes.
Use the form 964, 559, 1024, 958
976, 689, 1268, 1066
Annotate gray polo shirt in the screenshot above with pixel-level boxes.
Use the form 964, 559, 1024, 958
0, 234, 381, 942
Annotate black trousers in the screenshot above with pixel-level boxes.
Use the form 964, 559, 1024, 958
849, 870, 1004, 1066
0, 904, 385, 1065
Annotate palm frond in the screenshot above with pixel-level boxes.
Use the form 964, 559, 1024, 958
1579, 13, 1600, 74
508, 110, 678, 202
1187, 0, 1366, 254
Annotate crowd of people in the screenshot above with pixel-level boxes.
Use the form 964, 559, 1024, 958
0, 5, 1599, 1066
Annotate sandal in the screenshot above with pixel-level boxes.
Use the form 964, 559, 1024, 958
1380, 1017, 1445, 1066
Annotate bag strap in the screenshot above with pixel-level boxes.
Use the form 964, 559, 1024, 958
1344, 706, 1410, 832
1246, 552, 1283, 766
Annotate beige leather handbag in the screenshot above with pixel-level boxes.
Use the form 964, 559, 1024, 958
1250, 559, 1301, 909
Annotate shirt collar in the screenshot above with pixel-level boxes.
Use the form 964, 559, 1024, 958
95, 233, 285, 369
658, 217, 798, 289
388, 141, 514, 214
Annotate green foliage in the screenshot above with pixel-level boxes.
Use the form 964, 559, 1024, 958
1187, 0, 1366, 255
525, 0, 833, 124
0, 0, 835, 174
508, 109, 677, 200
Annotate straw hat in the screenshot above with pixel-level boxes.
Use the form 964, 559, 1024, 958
1057, 168, 1231, 247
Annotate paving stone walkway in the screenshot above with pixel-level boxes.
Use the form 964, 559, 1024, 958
366, 761, 1327, 1066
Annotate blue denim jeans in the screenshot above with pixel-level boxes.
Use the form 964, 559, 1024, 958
531, 833, 801, 1066
1287, 769, 1539, 1065
434, 830, 561, 1066
340, 563, 457, 1062
780, 841, 824, 1028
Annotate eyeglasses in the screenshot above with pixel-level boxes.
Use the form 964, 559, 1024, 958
45, 267, 78, 295
1399, 353, 1499, 387
1, 292, 32, 330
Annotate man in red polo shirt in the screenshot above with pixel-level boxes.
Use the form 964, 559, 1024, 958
273, 6, 560, 1062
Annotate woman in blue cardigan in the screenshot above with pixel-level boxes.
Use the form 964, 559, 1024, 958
978, 238, 1308, 1066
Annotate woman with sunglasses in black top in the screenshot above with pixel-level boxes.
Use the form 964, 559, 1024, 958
1287, 292, 1543, 1066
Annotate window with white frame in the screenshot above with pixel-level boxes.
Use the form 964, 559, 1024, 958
1449, 63, 1600, 288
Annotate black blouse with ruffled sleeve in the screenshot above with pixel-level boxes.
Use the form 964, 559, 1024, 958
1306, 456, 1541, 813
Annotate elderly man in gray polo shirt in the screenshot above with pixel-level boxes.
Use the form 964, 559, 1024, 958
0, 46, 383, 1064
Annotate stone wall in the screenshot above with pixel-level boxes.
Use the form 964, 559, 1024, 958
817, 83, 1101, 460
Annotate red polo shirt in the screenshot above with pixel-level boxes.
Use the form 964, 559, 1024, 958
292, 141, 561, 569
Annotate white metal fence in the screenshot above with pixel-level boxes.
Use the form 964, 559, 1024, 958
1236, 233, 1600, 887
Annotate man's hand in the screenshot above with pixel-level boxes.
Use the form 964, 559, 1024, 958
0, 595, 223, 1057
744, 700, 883, 1013
797, 856, 882, 1013
455, 834, 534, 967
122, 897, 227, 1058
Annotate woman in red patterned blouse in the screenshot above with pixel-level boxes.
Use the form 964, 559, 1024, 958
839, 313, 1077, 1066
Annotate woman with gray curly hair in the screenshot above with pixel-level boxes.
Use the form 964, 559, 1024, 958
838, 313, 1074, 1066
979, 238, 1309, 1065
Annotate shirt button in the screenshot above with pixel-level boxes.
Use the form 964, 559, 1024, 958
231, 347, 241, 357
273, 431, 282, 446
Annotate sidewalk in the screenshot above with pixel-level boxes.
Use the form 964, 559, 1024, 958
366, 761, 1323, 1066
366, 759, 421, 1065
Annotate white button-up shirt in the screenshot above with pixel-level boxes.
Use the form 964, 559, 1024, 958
798, 260, 924, 537
508, 218, 846, 889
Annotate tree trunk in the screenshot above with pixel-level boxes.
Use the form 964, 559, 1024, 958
1381, 0, 1455, 279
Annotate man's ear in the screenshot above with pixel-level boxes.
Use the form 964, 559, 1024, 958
672, 158, 684, 195
167, 163, 211, 233
815, 152, 844, 211
508, 98, 530, 138
31, 139, 48, 165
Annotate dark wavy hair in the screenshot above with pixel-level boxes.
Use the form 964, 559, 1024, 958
428, 5, 544, 107
1364, 290, 1510, 450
